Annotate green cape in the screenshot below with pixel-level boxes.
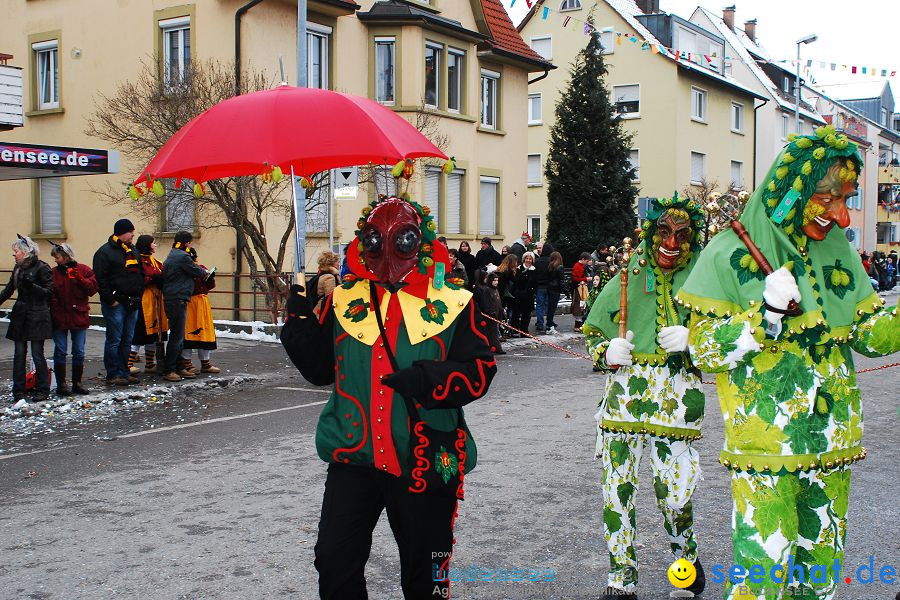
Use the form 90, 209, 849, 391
585, 195, 704, 364
677, 129, 880, 346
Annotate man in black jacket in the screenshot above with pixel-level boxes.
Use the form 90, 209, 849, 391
474, 237, 502, 270
161, 231, 208, 381
93, 219, 144, 385
533, 242, 554, 334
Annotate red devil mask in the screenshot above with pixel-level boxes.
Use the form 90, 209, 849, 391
360, 198, 423, 285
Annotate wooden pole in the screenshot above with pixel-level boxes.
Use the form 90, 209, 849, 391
618, 268, 628, 337
730, 219, 801, 315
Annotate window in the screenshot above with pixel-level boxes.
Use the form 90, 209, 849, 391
731, 102, 744, 133
628, 149, 640, 181
528, 154, 542, 187
33, 40, 59, 110
691, 87, 707, 121
160, 17, 191, 89
559, 0, 581, 9
307, 23, 331, 89
424, 167, 441, 229
38, 177, 62, 234
374, 165, 398, 198
527, 215, 541, 241
425, 43, 440, 108
306, 180, 330, 233
730, 160, 744, 189
481, 69, 499, 129
448, 49, 464, 113
528, 93, 542, 125
598, 30, 614, 55
781, 114, 789, 140
690, 152, 706, 184
446, 169, 464, 234
531, 36, 552, 61
163, 179, 195, 232
375, 37, 395, 104
783, 76, 790, 94
882, 107, 889, 127
612, 84, 639, 117
479, 176, 499, 235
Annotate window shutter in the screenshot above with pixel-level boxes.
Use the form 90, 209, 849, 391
528, 155, 541, 184
446, 171, 463, 234
479, 178, 497, 235
424, 168, 441, 230
39, 177, 62, 234
691, 152, 705, 182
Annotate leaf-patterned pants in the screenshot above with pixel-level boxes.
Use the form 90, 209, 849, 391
727, 467, 850, 600
599, 431, 701, 590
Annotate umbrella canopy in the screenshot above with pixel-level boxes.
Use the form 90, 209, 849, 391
133, 85, 448, 186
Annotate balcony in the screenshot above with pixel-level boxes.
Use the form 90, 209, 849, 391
0, 53, 24, 131
878, 165, 900, 185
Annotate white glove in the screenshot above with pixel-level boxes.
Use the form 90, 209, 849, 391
605, 331, 634, 367
657, 325, 689, 353
762, 266, 801, 325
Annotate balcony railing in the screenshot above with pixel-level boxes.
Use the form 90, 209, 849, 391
0, 58, 24, 130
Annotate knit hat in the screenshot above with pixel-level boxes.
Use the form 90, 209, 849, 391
481, 237, 492, 244
113, 218, 135, 236
136, 234, 155, 255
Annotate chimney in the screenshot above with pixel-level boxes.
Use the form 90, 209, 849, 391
723, 5, 736, 31
635, 0, 660, 14
744, 19, 757, 43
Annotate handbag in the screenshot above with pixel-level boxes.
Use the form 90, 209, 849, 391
370, 281, 467, 500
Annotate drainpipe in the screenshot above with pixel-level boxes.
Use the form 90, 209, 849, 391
233, 0, 265, 320
528, 69, 550, 85
752, 96, 768, 190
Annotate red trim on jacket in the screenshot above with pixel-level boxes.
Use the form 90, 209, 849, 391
369, 289, 403, 476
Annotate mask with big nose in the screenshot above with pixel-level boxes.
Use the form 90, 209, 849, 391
360, 198, 422, 285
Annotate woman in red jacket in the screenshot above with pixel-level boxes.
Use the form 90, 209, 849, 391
49, 243, 99, 395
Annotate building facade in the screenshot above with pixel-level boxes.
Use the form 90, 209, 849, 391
519, 0, 759, 241
0, 0, 549, 319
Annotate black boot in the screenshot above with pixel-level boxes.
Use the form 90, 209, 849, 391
71, 364, 90, 395
686, 560, 705, 597
55, 364, 73, 397
599, 587, 636, 600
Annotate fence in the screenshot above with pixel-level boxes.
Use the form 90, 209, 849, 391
0, 270, 301, 325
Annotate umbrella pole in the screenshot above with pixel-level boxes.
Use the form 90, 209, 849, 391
291, 166, 306, 291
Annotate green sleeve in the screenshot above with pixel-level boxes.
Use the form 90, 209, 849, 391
687, 306, 765, 373
851, 302, 899, 357
584, 324, 613, 371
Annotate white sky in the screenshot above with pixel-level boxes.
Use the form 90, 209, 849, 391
506, 0, 898, 98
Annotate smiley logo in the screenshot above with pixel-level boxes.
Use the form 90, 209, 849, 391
667, 558, 696, 588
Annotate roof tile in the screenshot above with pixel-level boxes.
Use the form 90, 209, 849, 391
480, 0, 550, 67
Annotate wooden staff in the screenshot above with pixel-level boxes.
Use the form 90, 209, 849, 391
618, 268, 628, 337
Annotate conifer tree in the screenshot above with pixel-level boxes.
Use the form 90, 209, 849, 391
545, 23, 638, 263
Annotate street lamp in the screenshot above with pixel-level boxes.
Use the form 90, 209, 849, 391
795, 34, 818, 134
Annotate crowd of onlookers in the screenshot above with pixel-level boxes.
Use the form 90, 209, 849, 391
2, 219, 219, 404
861, 250, 898, 292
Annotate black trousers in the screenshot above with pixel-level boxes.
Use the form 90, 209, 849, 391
12, 340, 49, 396
315, 463, 457, 600
163, 299, 188, 374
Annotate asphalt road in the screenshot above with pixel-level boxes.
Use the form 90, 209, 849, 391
0, 316, 897, 600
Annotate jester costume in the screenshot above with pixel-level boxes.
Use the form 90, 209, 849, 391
281, 196, 496, 600
677, 127, 900, 600
583, 195, 707, 597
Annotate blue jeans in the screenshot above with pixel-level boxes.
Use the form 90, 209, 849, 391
101, 302, 139, 379
535, 288, 548, 330
547, 290, 561, 328
53, 329, 87, 368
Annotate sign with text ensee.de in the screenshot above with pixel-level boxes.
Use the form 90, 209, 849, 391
333, 166, 358, 199
0, 142, 111, 174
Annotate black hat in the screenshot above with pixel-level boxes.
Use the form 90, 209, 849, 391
481, 237, 492, 244
136, 234, 155, 255
113, 218, 135, 236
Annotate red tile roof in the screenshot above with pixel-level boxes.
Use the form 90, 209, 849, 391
479, 0, 552, 68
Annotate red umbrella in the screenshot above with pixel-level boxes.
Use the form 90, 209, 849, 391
132, 85, 448, 187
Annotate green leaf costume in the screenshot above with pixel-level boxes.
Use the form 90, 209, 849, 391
677, 127, 900, 600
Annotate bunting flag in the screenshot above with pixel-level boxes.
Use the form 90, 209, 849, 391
542, 6, 549, 19
563, 15, 571, 27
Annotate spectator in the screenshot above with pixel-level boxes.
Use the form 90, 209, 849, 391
536, 241, 544, 257
533, 242, 554, 334
1, 236, 53, 402
570, 252, 591, 332
510, 251, 537, 334
49, 243, 97, 396
457, 241, 476, 285
886, 255, 896, 291
474, 270, 504, 355
129, 235, 167, 375
447, 248, 469, 287
860, 252, 870, 274
509, 232, 532, 261
496, 254, 519, 337
310, 251, 341, 316
93, 219, 144, 386
180, 246, 219, 375
475, 237, 502, 270
161, 231, 207, 382
500, 245, 510, 257
546, 251, 565, 334
339, 244, 351, 280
